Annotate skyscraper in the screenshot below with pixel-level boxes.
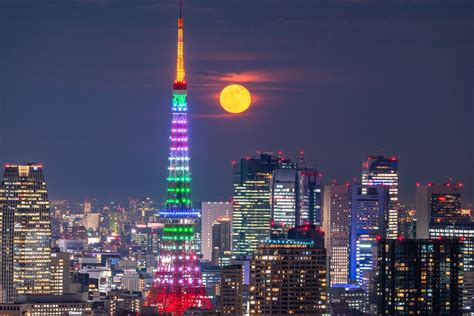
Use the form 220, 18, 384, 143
416, 182, 473, 310
0, 163, 52, 303
211, 218, 232, 266
270, 168, 298, 238
201, 202, 231, 261
349, 185, 388, 288
415, 182, 466, 238
298, 168, 323, 226
322, 184, 351, 286
250, 239, 327, 315
232, 153, 280, 256
362, 155, 399, 238
377, 238, 463, 315
143, 2, 212, 314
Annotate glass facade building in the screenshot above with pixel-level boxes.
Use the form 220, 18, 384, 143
350, 185, 388, 288
232, 153, 280, 256
362, 155, 399, 239
377, 239, 463, 315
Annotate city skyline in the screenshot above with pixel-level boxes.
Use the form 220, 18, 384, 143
0, 1, 472, 205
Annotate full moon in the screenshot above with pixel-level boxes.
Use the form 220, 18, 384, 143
219, 84, 252, 114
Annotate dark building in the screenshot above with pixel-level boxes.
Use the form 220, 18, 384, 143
288, 224, 325, 248
377, 238, 463, 315
211, 218, 232, 266
220, 265, 243, 315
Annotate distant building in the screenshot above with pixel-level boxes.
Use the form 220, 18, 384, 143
271, 168, 298, 238
250, 239, 327, 315
201, 202, 231, 261
232, 153, 281, 256
362, 155, 399, 238
415, 182, 466, 238
350, 185, 388, 288
0, 164, 52, 303
429, 222, 474, 310
211, 218, 232, 266
220, 265, 243, 315
322, 184, 351, 285
377, 238, 463, 315
297, 168, 323, 226
83, 201, 92, 215
0, 294, 92, 315
50, 251, 71, 295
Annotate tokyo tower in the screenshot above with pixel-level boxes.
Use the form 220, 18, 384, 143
143, 1, 213, 314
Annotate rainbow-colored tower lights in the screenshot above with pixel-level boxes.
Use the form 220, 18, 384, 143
144, 1, 213, 314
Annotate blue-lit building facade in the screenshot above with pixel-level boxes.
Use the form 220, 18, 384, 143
350, 185, 388, 288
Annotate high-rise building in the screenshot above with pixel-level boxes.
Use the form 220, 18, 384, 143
271, 168, 298, 238
376, 238, 463, 315
415, 182, 472, 310
298, 168, 323, 226
362, 155, 399, 238
250, 239, 327, 315
142, 2, 212, 314
220, 265, 243, 315
201, 202, 231, 261
271, 165, 323, 239
0, 163, 52, 303
322, 184, 351, 285
50, 251, 71, 295
349, 185, 388, 288
415, 182, 466, 238
232, 153, 280, 256
429, 223, 474, 310
211, 218, 232, 266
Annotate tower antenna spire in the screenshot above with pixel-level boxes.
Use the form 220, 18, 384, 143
175, 0, 186, 87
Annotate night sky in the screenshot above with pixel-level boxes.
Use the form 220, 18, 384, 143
0, 0, 472, 206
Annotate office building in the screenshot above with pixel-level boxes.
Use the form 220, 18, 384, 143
0, 294, 92, 315
271, 168, 298, 238
298, 168, 323, 226
377, 238, 463, 315
232, 153, 280, 256
415, 182, 466, 238
50, 251, 71, 295
322, 184, 351, 285
429, 222, 474, 310
201, 202, 231, 261
362, 155, 399, 238
350, 185, 388, 288
220, 265, 243, 315
211, 218, 232, 266
250, 239, 327, 315
0, 164, 52, 303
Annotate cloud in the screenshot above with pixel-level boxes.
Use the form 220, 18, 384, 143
197, 68, 346, 85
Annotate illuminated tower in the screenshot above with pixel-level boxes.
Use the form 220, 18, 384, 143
144, 1, 213, 314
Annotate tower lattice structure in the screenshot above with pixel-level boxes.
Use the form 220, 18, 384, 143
144, 1, 213, 314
